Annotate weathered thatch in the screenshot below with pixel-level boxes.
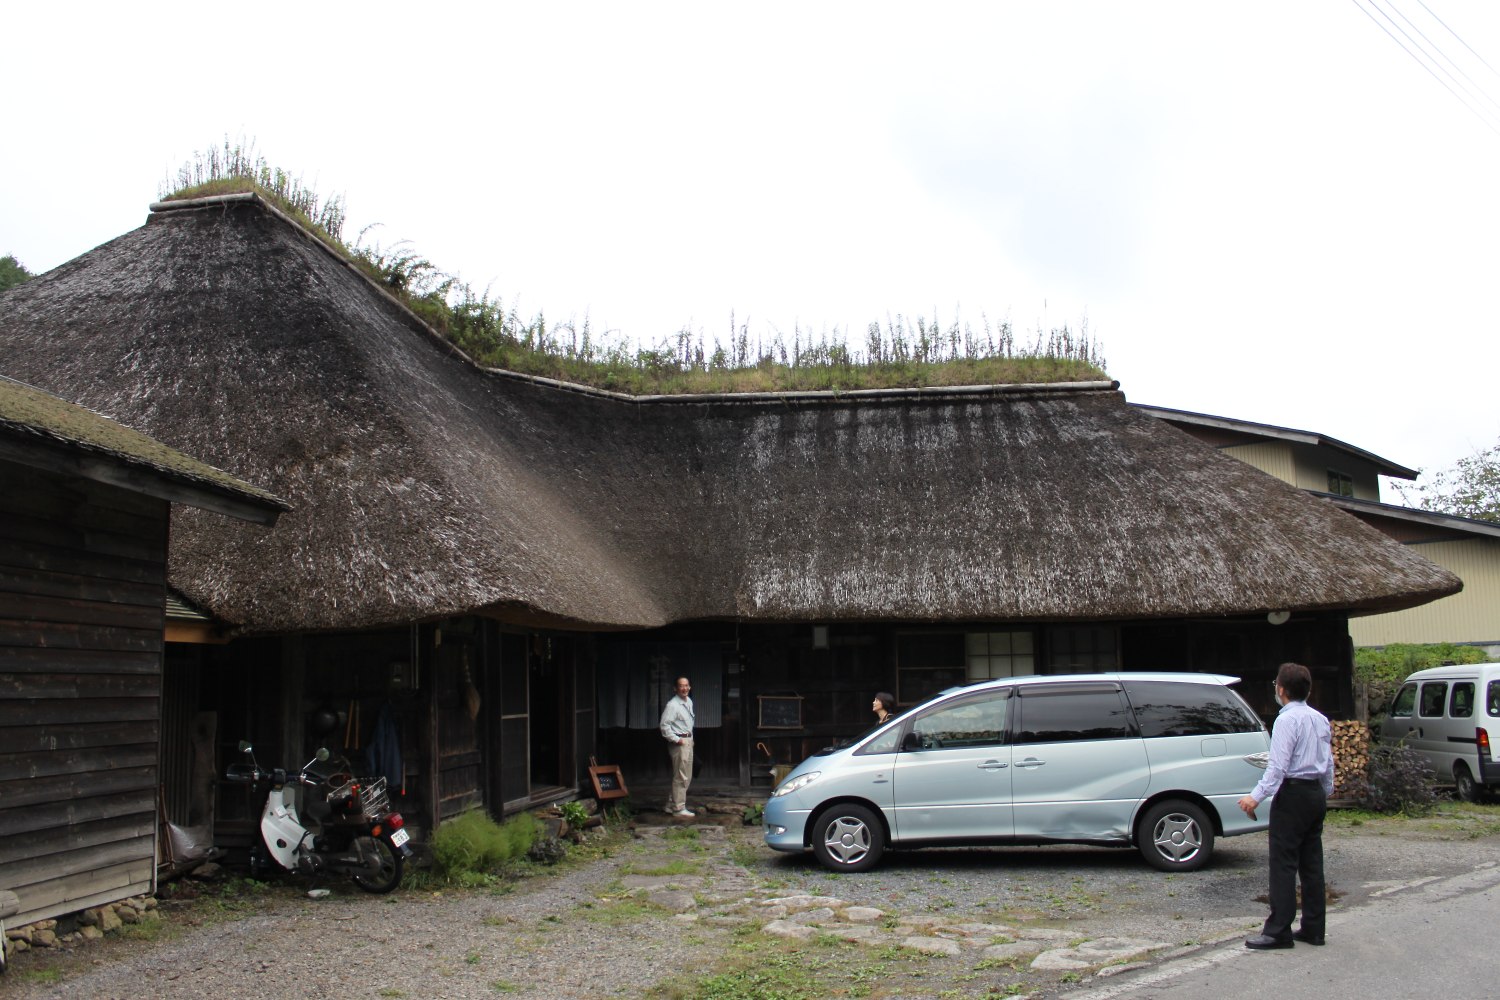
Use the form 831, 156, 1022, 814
0, 196, 1460, 632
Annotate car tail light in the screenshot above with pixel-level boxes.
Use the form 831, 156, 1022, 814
1479, 728, 1492, 759
388, 813, 405, 829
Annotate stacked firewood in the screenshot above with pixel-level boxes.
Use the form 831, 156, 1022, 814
1331, 720, 1371, 800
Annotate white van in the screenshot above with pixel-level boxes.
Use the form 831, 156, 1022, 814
1380, 663, 1500, 800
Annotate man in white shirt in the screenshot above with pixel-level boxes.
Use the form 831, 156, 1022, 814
1238, 661, 1334, 950
659, 676, 695, 818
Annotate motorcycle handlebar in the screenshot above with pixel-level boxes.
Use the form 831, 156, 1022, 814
223, 765, 287, 785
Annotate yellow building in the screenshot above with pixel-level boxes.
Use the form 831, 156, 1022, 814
1140, 405, 1500, 658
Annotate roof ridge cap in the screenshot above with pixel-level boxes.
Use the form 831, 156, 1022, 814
478, 373, 1122, 405
148, 192, 261, 212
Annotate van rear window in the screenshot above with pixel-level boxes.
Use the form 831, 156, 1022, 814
1451, 682, 1475, 719
1488, 682, 1500, 718
1123, 681, 1262, 737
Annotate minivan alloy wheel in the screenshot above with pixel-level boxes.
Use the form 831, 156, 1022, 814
1154, 814, 1201, 860
825, 817, 871, 863
810, 803, 885, 872
1138, 799, 1215, 872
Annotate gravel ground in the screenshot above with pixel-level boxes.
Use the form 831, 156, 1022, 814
6, 804, 1499, 999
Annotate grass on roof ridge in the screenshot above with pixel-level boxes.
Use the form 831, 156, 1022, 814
161, 140, 1109, 395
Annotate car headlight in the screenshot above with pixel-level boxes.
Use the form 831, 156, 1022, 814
771, 771, 821, 798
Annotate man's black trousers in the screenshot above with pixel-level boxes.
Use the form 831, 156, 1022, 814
1262, 778, 1327, 940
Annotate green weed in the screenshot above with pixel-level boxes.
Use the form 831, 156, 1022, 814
626, 858, 701, 877
428, 811, 540, 880
581, 896, 661, 926
728, 843, 762, 869
558, 801, 590, 828
162, 139, 1109, 400
974, 957, 1022, 971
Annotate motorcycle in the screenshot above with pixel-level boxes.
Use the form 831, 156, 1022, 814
226, 741, 412, 893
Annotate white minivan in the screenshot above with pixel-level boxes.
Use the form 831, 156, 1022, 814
1380, 663, 1500, 801
764, 673, 1272, 872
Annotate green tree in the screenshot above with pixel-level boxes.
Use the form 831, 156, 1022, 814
1394, 444, 1500, 522
0, 254, 33, 292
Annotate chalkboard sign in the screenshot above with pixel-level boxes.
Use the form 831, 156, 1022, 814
757, 695, 804, 730
588, 763, 629, 800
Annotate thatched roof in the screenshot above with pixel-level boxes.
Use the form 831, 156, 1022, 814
0, 374, 285, 525
0, 195, 1460, 633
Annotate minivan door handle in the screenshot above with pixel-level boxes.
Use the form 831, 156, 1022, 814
1015, 758, 1046, 768
976, 760, 1009, 771
1407, 727, 1423, 739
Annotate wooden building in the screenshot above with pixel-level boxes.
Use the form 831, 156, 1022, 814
0, 376, 283, 927
0, 193, 1464, 830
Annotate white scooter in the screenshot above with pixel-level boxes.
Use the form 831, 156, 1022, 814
226, 741, 412, 893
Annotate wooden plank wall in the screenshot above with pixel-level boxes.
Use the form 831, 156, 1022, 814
434, 632, 483, 821
0, 461, 167, 925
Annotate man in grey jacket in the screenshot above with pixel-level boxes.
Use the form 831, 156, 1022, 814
659, 676, 695, 818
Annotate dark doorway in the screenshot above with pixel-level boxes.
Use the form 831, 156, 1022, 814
529, 637, 563, 791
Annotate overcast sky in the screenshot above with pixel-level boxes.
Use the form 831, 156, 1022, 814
5, 2, 1499, 489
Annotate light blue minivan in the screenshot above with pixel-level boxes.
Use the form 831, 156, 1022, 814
764, 673, 1271, 872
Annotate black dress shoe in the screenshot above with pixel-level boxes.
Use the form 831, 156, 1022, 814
1245, 934, 1294, 950
1292, 929, 1325, 946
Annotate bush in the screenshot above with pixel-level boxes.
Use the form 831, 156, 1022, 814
429, 811, 540, 878
1356, 743, 1439, 815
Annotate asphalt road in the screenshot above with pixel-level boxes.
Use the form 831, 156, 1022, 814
1057, 862, 1500, 1000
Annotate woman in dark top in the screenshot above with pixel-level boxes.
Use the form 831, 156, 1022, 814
871, 692, 896, 726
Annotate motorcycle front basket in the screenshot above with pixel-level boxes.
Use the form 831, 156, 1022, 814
357, 776, 391, 818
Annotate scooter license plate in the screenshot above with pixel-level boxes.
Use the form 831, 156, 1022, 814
390, 828, 410, 848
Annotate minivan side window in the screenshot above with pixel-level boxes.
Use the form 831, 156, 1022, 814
1450, 682, 1475, 719
907, 691, 1010, 750
1390, 684, 1417, 717
1419, 682, 1449, 718
1015, 684, 1133, 744
1123, 681, 1261, 737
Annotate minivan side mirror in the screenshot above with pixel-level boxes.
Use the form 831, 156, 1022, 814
901, 731, 924, 752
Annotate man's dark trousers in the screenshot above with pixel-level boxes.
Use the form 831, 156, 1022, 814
1263, 778, 1326, 940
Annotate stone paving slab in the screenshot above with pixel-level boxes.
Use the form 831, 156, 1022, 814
647, 890, 698, 913
903, 935, 963, 956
